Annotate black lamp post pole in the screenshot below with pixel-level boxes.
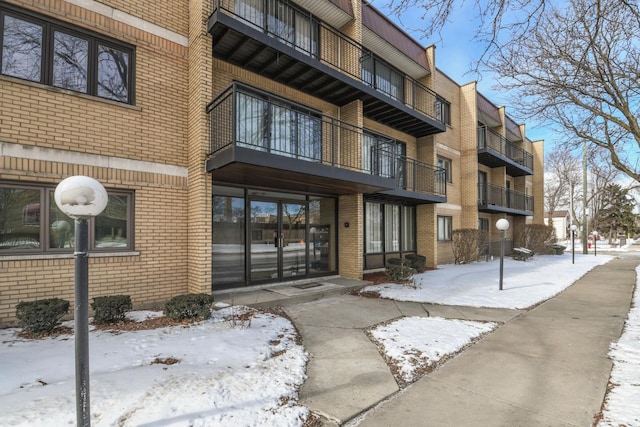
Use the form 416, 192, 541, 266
499, 229, 505, 291
74, 218, 91, 427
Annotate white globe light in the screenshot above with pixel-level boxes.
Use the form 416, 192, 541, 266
54, 176, 108, 219
571, 224, 578, 231
496, 218, 510, 231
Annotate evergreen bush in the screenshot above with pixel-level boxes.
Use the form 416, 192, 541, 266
91, 295, 132, 323
15, 298, 69, 334
385, 258, 417, 283
404, 254, 426, 273
164, 293, 214, 321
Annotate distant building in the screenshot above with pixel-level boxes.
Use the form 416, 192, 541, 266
545, 210, 570, 240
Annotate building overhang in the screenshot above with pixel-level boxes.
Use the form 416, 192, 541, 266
206, 146, 395, 195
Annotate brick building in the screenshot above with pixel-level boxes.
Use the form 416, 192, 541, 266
0, 0, 543, 323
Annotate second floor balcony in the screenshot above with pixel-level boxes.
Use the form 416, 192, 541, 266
478, 183, 534, 216
206, 83, 446, 203
477, 126, 533, 176
207, 0, 447, 137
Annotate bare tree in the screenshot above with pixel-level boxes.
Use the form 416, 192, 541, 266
383, 0, 640, 183
544, 144, 580, 217
490, 0, 640, 183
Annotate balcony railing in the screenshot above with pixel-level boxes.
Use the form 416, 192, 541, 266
209, 0, 446, 129
207, 83, 445, 197
478, 183, 534, 213
477, 126, 533, 171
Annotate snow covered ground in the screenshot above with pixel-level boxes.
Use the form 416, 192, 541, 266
1, 249, 638, 426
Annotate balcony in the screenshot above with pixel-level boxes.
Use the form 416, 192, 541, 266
206, 83, 446, 203
478, 183, 534, 216
207, 0, 446, 137
477, 126, 533, 176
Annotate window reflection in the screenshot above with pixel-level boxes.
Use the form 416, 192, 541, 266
1, 15, 42, 82
95, 194, 129, 248
212, 194, 246, 286
0, 187, 41, 250
97, 45, 129, 102
53, 31, 88, 93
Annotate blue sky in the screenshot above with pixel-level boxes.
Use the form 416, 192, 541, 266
368, 0, 555, 146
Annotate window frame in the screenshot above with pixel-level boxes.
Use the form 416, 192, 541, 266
235, 88, 322, 161
437, 156, 453, 183
0, 4, 135, 104
361, 52, 405, 102
436, 97, 451, 125
437, 215, 452, 241
0, 181, 134, 254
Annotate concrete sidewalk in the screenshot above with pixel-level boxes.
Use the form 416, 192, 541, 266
284, 256, 637, 426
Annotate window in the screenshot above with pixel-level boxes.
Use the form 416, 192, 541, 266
437, 216, 452, 241
236, 90, 322, 161
436, 98, 451, 125
235, 0, 318, 56
361, 53, 404, 102
437, 156, 452, 183
362, 132, 404, 178
478, 218, 489, 231
0, 182, 134, 253
365, 201, 415, 253
1, 5, 135, 104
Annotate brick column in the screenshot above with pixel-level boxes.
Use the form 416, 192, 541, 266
187, 0, 214, 294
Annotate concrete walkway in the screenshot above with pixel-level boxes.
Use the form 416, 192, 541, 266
283, 256, 637, 426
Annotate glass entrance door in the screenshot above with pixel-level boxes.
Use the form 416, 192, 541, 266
249, 200, 307, 283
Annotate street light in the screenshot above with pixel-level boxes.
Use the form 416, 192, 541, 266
570, 224, 578, 264
592, 231, 599, 256
54, 176, 108, 427
496, 218, 510, 291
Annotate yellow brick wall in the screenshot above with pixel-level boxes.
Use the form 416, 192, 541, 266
100, 0, 189, 35
0, 163, 189, 323
0, 1, 190, 323
0, 1, 189, 167
338, 194, 363, 279
186, 0, 214, 294
417, 204, 436, 268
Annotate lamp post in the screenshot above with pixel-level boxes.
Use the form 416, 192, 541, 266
54, 176, 108, 427
496, 218, 510, 291
571, 224, 578, 264
592, 231, 598, 256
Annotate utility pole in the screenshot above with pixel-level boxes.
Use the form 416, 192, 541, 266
582, 140, 588, 254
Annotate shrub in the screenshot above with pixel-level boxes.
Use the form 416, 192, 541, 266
515, 224, 556, 254
385, 258, 417, 283
452, 229, 488, 264
15, 298, 70, 334
404, 254, 426, 273
91, 295, 132, 324
164, 293, 214, 322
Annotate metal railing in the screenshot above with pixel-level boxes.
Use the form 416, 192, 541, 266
207, 83, 446, 197
477, 126, 533, 170
210, 0, 446, 123
478, 182, 534, 212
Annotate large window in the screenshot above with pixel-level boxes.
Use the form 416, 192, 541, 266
1, 5, 135, 104
365, 201, 415, 254
234, 0, 319, 56
363, 132, 405, 178
236, 90, 322, 161
212, 187, 246, 286
0, 182, 133, 253
437, 216, 452, 241
361, 53, 404, 102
